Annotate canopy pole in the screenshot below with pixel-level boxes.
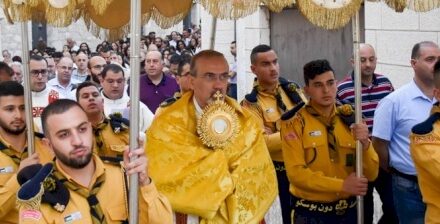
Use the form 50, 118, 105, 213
352, 11, 364, 224
21, 21, 34, 155
128, 0, 141, 223
210, 17, 217, 49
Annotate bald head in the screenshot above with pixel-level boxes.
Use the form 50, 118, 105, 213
145, 51, 164, 78
351, 43, 377, 78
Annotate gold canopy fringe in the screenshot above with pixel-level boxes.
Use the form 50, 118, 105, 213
200, 0, 260, 19
42, 0, 78, 27
296, 0, 363, 29
150, 7, 187, 29
263, 0, 295, 12
384, 0, 407, 12
7, 2, 33, 22
406, 0, 440, 11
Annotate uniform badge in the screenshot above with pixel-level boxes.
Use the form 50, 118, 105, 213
64, 211, 82, 223
265, 108, 275, 113
110, 145, 126, 152
413, 134, 440, 144
21, 209, 42, 221
0, 166, 13, 173
309, 130, 322, 137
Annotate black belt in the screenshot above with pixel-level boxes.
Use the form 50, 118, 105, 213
390, 167, 418, 183
292, 196, 357, 216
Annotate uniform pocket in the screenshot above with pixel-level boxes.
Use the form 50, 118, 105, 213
106, 203, 128, 221
302, 138, 326, 166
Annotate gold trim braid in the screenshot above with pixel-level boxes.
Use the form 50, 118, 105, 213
296, 0, 363, 30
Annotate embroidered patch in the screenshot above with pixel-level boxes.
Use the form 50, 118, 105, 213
309, 130, 322, 137
110, 145, 126, 152
284, 132, 298, 140
64, 211, 82, 223
413, 134, 440, 144
0, 166, 13, 173
265, 108, 275, 113
21, 209, 42, 221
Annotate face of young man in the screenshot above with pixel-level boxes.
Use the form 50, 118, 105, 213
304, 70, 337, 108
0, 95, 26, 135
190, 56, 229, 109
44, 106, 93, 169
176, 63, 192, 93
77, 85, 104, 116
101, 70, 125, 100
251, 50, 280, 88
30, 59, 48, 92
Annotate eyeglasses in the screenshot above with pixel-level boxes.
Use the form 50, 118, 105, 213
92, 64, 107, 69
30, 69, 48, 77
92, 64, 106, 70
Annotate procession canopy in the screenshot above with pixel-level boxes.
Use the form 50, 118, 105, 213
1, 0, 440, 39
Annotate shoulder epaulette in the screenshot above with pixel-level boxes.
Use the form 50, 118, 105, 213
109, 113, 129, 133
412, 113, 440, 135
244, 86, 258, 103
17, 163, 70, 213
281, 102, 305, 121
160, 97, 177, 108
279, 77, 303, 104
337, 104, 355, 128
34, 132, 45, 139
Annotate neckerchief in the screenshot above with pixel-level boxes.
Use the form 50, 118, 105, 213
305, 105, 339, 163
52, 162, 107, 224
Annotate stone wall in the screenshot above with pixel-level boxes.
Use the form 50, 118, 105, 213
365, 1, 440, 88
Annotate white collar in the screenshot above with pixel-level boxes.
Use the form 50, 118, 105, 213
193, 96, 203, 119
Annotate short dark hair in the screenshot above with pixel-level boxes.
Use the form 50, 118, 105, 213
100, 46, 112, 53
303, 59, 334, 85
190, 50, 226, 77
51, 51, 63, 59
411, 41, 439, 59
0, 62, 13, 77
169, 54, 181, 65
12, 56, 22, 63
76, 81, 100, 101
101, 63, 124, 79
41, 99, 84, 135
177, 57, 191, 77
231, 41, 236, 45
0, 81, 24, 98
250, 44, 272, 64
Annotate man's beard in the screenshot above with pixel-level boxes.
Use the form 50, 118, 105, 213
0, 119, 25, 135
91, 74, 101, 84
53, 146, 93, 169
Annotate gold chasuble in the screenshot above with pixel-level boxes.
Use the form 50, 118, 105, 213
146, 92, 277, 223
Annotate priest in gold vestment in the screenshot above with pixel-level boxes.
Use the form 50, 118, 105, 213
146, 50, 277, 223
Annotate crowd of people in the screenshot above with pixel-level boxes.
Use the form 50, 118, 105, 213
0, 31, 439, 224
